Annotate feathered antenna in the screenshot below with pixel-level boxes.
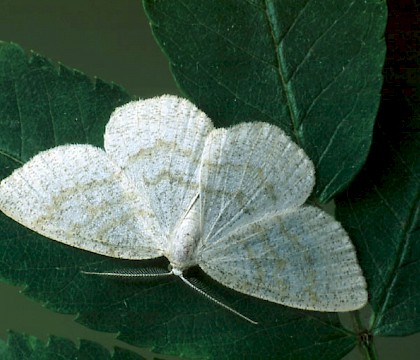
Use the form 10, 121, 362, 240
82, 268, 258, 324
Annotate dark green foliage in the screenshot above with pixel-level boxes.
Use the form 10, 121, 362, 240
0, 331, 145, 360
335, 0, 420, 340
1, 0, 418, 359
0, 43, 359, 359
143, 0, 387, 202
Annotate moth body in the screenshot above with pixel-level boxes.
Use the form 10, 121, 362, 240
167, 194, 201, 272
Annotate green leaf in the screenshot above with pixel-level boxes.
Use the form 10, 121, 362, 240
335, 4, 420, 341
0, 331, 145, 360
143, 0, 387, 203
336, 94, 420, 342
0, 42, 131, 167
0, 42, 361, 360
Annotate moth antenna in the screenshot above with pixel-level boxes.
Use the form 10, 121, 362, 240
81, 268, 173, 278
178, 274, 258, 325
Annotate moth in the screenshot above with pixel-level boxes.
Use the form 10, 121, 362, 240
0, 95, 367, 323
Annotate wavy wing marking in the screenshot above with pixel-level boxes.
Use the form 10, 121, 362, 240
105, 95, 214, 237
198, 122, 314, 250
199, 206, 367, 312
0, 145, 164, 259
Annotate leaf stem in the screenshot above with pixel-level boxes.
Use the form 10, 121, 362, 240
359, 334, 378, 360
352, 311, 377, 360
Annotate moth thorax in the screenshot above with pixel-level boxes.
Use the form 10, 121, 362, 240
168, 200, 201, 271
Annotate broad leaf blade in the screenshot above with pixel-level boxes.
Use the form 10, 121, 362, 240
0, 331, 144, 360
143, 0, 387, 203
336, 31, 420, 337
336, 95, 420, 337
0, 42, 359, 360
0, 42, 131, 166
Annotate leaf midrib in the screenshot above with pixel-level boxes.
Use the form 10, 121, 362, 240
372, 174, 420, 333
263, 0, 301, 144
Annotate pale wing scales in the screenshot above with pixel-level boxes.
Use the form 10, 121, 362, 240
198, 122, 314, 249
0, 145, 164, 259
198, 206, 367, 312
105, 95, 214, 236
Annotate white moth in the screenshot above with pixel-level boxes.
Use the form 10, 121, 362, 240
0, 95, 367, 324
